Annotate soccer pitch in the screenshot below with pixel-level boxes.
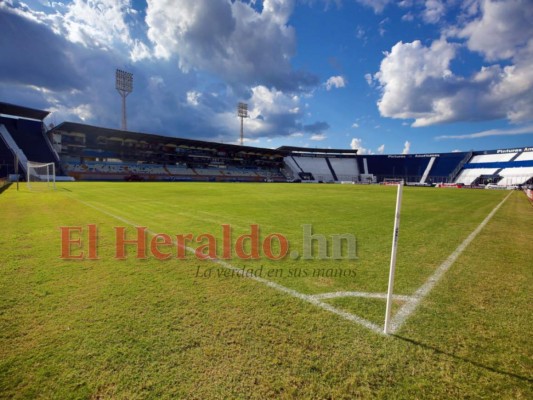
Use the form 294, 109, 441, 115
1, 182, 531, 399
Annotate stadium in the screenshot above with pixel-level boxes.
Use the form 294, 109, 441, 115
1, 99, 532, 398
2, 102, 533, 187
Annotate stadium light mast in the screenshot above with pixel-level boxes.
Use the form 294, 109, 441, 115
237, 102, 248, 146
115, 69, 133, 131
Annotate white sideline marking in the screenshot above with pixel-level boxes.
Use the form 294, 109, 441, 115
70, 196, 385, 335
310, 291, 414, 302
67, 190, 511, 336
388, 191, 513, 333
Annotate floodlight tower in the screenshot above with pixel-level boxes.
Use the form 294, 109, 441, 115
115, 69, 133, 131
237, 102, 248, 146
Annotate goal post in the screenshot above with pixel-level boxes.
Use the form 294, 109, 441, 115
27, 161, 56, 191
383, 178, 404, 186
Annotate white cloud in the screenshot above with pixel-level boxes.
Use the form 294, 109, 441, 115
436, 125, 533, 140
61, 0, 133, 49
364, 73, 373, 86
356, 25, 366, 41
1, 0, 150, 62
379, 17, 389, 36
249, 85, 300, 118
186, 91, 201, 106
325, 75, 346, 90
456, 0, 533, 61
402, 12, 414, 22
375, 38, 457, 126
145, 0, 317, 91
355, 0, 393, 13
349, 138, 384, 155
206, 85, 305, 141
310, 133, 327, 141
350, 137, 368, 153
402, 140, 411, 154
351, 122, 360, 128
370, 1, 533, 128
399, 0, 414, 7
374, 32, 533, 126
423, 0, 445, 24
130, 39, 151, 62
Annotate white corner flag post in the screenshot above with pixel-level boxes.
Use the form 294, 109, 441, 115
384, 180, 404, 334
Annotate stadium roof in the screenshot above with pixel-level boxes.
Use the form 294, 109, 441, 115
0, 102, 50, 121
277, 146, 358, 155
51, 121, 285, 156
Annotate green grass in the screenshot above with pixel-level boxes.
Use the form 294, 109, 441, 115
0, 182, 531, 399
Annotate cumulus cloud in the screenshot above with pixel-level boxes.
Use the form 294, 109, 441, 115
372, 0, 533, 128
349, 138, 384, 154
402, 140, 411, 154
207, 85, 325, 140
0, 1, 324, 144
145, 0, 318, 91
350, 138, 366, 153
325, 76, 346, 90
1, 0, 149, 57
422, 0, 446, 24
375, 38, 458, 126
60, 0, 134, 49
374, 3, 533, 128
456, 0, 533, 61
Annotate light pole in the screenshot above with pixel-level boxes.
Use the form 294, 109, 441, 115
116, 69, 133, 131
237, 102, 248, 146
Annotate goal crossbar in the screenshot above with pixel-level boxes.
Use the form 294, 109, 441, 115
27, 161, 56, 190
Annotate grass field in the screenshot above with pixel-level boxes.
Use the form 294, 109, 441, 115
0, 182, 531, 399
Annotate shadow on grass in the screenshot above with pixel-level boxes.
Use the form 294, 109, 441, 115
393, 334, 533, 383
0, 182, 12, 195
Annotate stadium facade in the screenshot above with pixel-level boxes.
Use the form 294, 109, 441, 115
1, 101, 532, 187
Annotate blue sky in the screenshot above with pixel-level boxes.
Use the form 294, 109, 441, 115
0, 0, 532, 154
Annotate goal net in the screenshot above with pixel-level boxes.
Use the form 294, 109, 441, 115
382, 178, 404, 186
27, 161, 56, 191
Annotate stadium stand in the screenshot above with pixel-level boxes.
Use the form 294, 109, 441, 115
454, 149, 533, 186
52, 122, 287, 182
0, 102, 64, 180
0, 128, 15, 179
362, 155, 432, 183
292, 156, 335, 182
497, 167, 533, 186
425, 152, 471, 183
2, 101, 531, 187
278, 147, 359, 183
469, 152, 517, 163
455, 167, 500, 185
328, 157, 359, 182
515, 151, 533, 161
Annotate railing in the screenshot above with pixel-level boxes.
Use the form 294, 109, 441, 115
449, 151, 472, 183
0, 124, 28, 176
